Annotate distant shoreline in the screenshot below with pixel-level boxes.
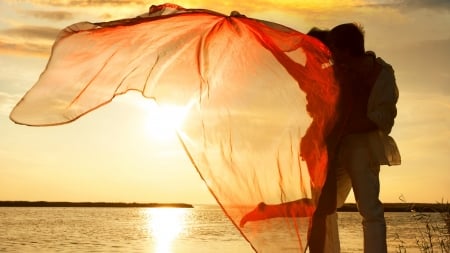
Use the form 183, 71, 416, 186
338, 203, 447, 213
0, 201, 447, 212
0, 201, 193, 208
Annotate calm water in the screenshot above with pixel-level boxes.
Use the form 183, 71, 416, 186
0, 206, 447, 252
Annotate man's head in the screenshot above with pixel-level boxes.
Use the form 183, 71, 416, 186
329, 23, 365, 63
307, 27, 330, 47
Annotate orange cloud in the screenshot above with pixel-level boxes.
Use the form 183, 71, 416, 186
0, 40, 51, 57
21, 10, 74, 21
2, 26, 60, 40
0, 25, 56, 57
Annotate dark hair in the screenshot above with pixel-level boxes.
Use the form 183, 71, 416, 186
307, 27, 330, 47
329, 23, 365, 56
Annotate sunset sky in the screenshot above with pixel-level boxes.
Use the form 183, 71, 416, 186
0, 0, 448, 205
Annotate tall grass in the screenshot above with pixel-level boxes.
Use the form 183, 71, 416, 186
395, 200, 450, 253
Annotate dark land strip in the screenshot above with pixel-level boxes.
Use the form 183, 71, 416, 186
0, 201, 193, 208
1, 201, 448, 212
338, 203, 448, 212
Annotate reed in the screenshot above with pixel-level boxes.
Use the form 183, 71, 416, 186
395, 199, 449, 253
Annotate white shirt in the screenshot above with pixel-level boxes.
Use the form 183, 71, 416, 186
366, 56, 401, 166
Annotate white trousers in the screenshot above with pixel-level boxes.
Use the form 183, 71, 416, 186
324, 133, 387, 253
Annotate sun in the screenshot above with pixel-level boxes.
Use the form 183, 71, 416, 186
139, 99, 189, 142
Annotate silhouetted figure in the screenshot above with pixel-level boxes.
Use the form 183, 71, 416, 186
308, 23, 401, 253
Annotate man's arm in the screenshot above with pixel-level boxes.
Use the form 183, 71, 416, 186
367, 60, 399, 134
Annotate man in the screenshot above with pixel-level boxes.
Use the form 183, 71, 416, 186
308, 23, 401, 253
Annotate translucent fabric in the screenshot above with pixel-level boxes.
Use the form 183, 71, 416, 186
10, 4, 339, 252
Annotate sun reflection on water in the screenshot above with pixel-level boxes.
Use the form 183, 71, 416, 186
143, 208, 187, 253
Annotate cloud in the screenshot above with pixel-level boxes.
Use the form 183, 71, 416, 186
360, 0, 450, 11
9, 0, 148, 7
0, 25, 57, 56
22, 10, 74, 21
0, 40, 51, 57
2, 26, 60, 41
396, 0, 450, 11
6, 0, 450, 13
0, 91, 19, 116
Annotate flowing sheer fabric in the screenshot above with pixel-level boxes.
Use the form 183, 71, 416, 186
10, 4, 338, 252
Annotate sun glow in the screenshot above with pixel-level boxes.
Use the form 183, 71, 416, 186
144, 208, 188, 253
139, 100, 189, 142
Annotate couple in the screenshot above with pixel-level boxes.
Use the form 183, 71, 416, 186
240, 23, 401, 253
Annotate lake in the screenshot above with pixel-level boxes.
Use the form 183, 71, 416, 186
0, 206, 447, 252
